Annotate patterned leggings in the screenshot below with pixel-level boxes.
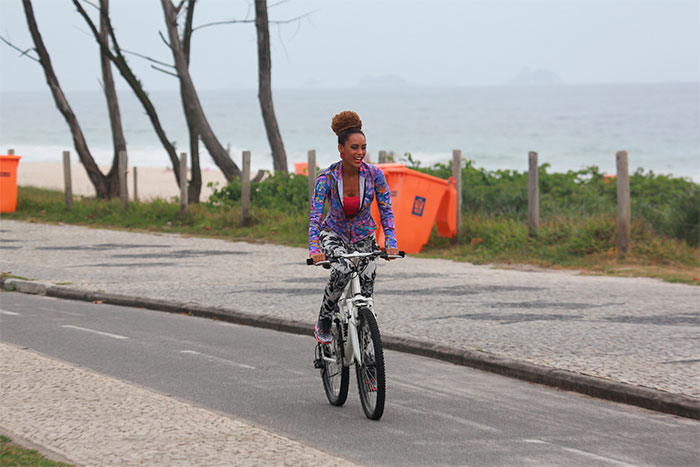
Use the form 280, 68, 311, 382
318, 230, 378, 321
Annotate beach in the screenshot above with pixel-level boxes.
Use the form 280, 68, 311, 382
17, 161, 229, 202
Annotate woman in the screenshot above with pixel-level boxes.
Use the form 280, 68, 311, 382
309, 111, 399, 344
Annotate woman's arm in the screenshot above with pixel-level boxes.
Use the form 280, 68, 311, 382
309, 173, 329, 255
373, 168, 398, 249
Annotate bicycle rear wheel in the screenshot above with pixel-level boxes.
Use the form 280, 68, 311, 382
320, 320, 349, 406
356, 307, 386, 420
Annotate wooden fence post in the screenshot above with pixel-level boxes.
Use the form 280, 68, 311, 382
616, 150, 631, 254
307, 149, 316, 206
452, 149, 462, 242
119, 150, 128, 209
179, 152, 187, 217
241, 150, 251, 224
379, 150, 387, 164
62, 150, 73, 211
528, 151, 539, 236
133, 166, 139, 202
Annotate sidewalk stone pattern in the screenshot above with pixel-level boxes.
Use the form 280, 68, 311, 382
1, 221, 699, 397
0, 343, 354, 466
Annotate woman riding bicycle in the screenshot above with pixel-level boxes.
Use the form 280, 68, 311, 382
309, 111, 399, 344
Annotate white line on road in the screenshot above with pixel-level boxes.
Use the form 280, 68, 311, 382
61, 325, 129, 340
524, 439, 638, 466
0, 310, 21, 316
180, 350, 256, 370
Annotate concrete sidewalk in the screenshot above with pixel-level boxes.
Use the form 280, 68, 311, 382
1, 221, 698, 410
0, 342, 353, 466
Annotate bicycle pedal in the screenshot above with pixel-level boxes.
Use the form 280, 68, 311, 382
313, 358, 324, 369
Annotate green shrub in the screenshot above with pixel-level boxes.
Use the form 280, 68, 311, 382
418, 160, 699, 246
208, 173, 309, 214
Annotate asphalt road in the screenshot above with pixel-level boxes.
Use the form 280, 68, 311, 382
1, 292, 698, 466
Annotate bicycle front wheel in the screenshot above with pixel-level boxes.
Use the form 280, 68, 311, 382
356, 307, 386, 420
321, 320, 349, 406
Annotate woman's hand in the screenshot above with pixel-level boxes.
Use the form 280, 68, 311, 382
311, 253, 326, 265
385, 247, 399, 260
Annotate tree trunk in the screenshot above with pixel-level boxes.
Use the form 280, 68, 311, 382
255, 0, 287, 173
161, 0, 240, 181
72, 0, 182, 188
100, 0, 125, 198
183, 0, 201, 204
22, 0, 109, 198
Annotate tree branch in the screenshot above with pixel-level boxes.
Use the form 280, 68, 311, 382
158, 30, 172, 49
151, 64, 179, 77
192, 18, 254, 32
0, 34, 40, 62
193, 10, 315, 32
122, 49, 175, 68
78, 0, 99, 11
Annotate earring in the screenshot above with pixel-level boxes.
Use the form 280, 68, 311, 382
340, 152, 344, 159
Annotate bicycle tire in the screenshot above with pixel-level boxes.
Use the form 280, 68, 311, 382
321, 320, 349, 406
355, 307, 386, 420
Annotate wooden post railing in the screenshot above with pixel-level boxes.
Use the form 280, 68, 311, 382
179, 152, 187, 217
452, 149, 462, 242
528, 151, 539, 236
241, 150, 251, 224
307, 149, 316, 206
62, 150, 73, 211
616, 150, 631, 254
119, 150, 128, 209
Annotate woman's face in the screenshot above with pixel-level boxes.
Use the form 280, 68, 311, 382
339, 133, 367, 170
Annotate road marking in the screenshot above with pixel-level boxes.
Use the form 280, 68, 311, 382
388, 401, 502, 433
524, 439, 637, 466
0, 310, 20, 316
61, 325, 129, 340
180, 350, 256, 370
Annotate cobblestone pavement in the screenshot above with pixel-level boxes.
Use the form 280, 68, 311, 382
0, 342, 353, 466
1, 220, 698, 398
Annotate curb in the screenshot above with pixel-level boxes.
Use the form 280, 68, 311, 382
3, 278, 698, 420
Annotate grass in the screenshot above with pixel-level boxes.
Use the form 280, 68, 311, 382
4, 186, 699, 285
0, 435, 72, 466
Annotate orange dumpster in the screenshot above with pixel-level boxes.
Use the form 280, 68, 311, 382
0, 154, 22, 213
371, 163, 457, 253
295, 162, 309, 175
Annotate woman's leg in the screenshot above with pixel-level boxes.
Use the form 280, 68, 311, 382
355, 235, 378, 298
318, 230, 352, 321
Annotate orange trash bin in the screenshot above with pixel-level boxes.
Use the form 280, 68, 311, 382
0, 154, 22, 213
294, 162, 309, 175
371, 163, 457, 253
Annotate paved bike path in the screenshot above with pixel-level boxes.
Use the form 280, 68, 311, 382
1, 220, 698, 414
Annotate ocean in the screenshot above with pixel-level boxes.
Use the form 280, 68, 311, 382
1, 82, 698, 181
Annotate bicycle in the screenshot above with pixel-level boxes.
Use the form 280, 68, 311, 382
307, 249, 405, 420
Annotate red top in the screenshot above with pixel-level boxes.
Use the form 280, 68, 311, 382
343, 196, 361, 217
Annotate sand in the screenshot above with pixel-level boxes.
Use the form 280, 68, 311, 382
16, 162, 230, 202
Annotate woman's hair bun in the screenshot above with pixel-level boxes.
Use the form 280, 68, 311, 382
331, 111, 362, 136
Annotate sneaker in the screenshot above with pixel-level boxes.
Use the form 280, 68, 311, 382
314, 318, 333, 344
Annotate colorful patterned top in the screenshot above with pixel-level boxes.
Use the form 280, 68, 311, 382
309, 161, 397, 254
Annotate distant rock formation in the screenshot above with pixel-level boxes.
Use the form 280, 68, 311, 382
509, 67, 563, 85
356, 74, 409, 88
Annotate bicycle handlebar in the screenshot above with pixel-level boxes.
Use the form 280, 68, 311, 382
306, 250, 405, 266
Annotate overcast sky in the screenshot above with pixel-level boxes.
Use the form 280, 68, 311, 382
0, 0, 698, 93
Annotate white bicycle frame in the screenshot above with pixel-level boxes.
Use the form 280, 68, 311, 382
319, 251, 377, 367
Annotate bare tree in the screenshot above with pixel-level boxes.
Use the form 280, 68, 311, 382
99, 0, 128, 197
20, 0, 113, 197
255, 0, 287, 173
161, 0, 241, 181
72, 0, 183, 188
180, 0, 202, 203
